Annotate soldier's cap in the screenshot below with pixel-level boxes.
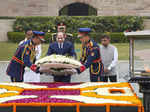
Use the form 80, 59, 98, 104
57, 22, 66, 26
32, 31, 45, 42
78, 28, 91, 33
57, 23, 66, 30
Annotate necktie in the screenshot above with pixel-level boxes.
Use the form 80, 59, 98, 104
61, 43, 63, 49
58, 43, 60, 49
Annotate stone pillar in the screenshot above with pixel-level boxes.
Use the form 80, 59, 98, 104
0, 19, 15, 41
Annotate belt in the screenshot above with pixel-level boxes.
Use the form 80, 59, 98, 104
93, 58, 101, 63
12, 56, 24, 65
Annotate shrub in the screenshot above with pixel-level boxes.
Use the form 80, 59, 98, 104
7, 32, 52, 43
7, 32, 25, 43
74, 32, 128, 43
0, 16, 16, 19
109, 32, 129, 43
13, 16, 144, 33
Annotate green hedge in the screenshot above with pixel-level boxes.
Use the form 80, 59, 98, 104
7, 32, 128, 43
13, 16, 144, 33
74, 32, 128, 43
7, 32, 52, 43
7, 32, 25, 43
0, 16, 16, 19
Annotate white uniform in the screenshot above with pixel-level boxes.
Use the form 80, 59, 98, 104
19, 39, 42, 82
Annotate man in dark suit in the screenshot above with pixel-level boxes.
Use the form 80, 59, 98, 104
47, 32, 76, 82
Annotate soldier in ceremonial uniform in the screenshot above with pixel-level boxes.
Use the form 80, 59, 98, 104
76, 28, 104, 82
80, 41, 87, 64
47, 32, 76, 82
51, 23, 74, 44
6, 31, 45, 82
19, 29, 33, 45
19, 29, 42, 82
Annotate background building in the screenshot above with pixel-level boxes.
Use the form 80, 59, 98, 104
1, 0, 150, 41
0, 0, 150, 16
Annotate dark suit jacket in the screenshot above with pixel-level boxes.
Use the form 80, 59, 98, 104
47, 41, 76, 57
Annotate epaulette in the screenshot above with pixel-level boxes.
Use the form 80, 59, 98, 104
66, 33, 73, 37
89, 41, 94, 47
93, 46, 99, 49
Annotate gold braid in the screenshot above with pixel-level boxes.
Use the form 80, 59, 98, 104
91, 63, 101, 75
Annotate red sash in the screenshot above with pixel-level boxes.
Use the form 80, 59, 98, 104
12, 56, 24, 65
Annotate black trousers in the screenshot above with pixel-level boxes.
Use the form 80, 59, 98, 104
100, 75, 117, 82
10, 76, 23, 82
90, 62, 104, 82
90, 74, 100, 82
53, 75, 71, 82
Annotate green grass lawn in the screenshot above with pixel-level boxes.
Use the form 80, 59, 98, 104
0, 42, 129, 61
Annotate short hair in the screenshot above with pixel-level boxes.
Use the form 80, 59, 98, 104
25, 29, 32, 34
101, 35, 110, 40
56, 32, 65, 41
56, 32, 65, 37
